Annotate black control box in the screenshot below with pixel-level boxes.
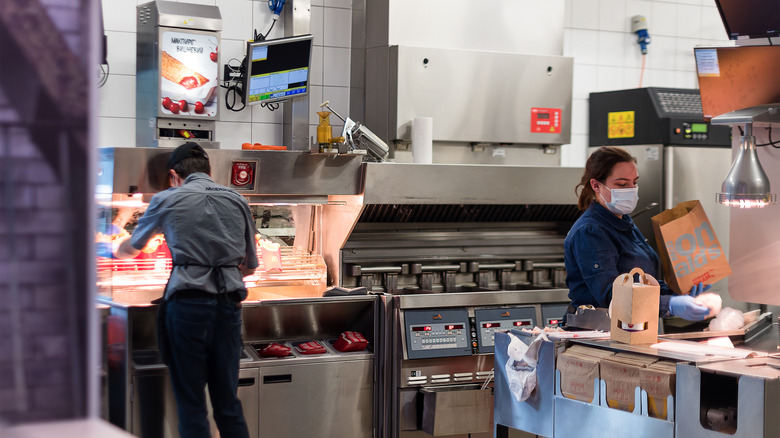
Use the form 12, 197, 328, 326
589, 87, 731, 147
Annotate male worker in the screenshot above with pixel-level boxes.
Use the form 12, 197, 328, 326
117, 142, 258, 438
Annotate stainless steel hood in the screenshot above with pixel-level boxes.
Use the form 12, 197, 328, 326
361, 163, 582, 205
96, 147, 363, 203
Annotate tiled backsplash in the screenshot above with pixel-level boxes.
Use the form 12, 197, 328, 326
99, 0, 351, 150
561, 0, 731, 166
99, 0, 731, 164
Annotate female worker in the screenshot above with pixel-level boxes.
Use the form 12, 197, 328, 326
564, 146, 710, 322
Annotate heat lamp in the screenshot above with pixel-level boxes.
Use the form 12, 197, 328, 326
711, 105, 779, 208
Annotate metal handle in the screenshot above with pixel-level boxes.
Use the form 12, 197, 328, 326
531, 262, 566, 269
263, 374, 292, 384
238, 377, 256, 387
478, 263, 516, 270
358, 266, 404, 274
420, 264, 462, 272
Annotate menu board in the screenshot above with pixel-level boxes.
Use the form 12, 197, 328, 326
159, 31, 219, 118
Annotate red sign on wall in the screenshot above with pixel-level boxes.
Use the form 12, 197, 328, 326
530, 107, 562, 134
230, 161, 256, 189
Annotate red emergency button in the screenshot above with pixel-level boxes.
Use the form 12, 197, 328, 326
230, 161, 256, 188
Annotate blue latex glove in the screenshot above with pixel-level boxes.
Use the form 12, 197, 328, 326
98, 223, 122, 236
669, 295, 710, 321
96, 242, 116, 259
689, 282, 711, 297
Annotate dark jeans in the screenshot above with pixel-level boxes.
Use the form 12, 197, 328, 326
165, 291, 249, 438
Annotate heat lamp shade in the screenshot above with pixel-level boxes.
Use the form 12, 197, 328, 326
716, 136, 776, 208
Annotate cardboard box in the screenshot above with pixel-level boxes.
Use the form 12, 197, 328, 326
600, 352, 657, 412
556, 346, 614, 403
651, 200, 731, 294
610, 268, 660, 344
640, 360, 677, 419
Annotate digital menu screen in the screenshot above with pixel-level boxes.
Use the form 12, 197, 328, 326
412, 326, 432, 332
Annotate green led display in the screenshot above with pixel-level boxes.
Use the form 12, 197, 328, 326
691, 123, 708, 133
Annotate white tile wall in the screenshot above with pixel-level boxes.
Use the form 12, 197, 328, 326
98, 0, 349, 149
98, 0, 728, 164
560, 0, 731, 167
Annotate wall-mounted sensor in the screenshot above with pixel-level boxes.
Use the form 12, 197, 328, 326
631, 15, 651, 55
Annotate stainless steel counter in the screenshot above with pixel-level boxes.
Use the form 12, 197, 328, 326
103, 295, 378, 438
495, 321, 780, 438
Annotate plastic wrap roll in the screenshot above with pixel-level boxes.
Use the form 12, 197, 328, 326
412, 117, 433, 164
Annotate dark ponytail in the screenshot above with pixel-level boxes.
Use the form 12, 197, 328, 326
575, 146, 636, 210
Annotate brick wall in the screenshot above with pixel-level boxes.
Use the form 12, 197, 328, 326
0, 0, 90, 425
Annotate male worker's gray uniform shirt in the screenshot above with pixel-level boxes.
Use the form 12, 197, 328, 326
130, 173, 259, 300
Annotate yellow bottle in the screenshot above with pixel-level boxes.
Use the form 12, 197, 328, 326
316, 111, 332, 147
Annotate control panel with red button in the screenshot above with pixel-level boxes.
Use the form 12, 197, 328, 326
531, 107, 562, 134
674, 122, 710, 141
474, 307, 536, 354
229, 160, 258, 190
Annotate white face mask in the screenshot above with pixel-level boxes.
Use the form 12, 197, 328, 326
599, 185, 639, 215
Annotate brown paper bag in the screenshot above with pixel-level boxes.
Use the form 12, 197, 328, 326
610, 267, 660, 345
650, 200, 731, 294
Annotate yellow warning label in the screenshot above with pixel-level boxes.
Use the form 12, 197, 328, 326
607, 111, 635, 139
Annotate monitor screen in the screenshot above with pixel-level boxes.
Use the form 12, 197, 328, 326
243, 34, 313, 105
695, 45, 780, 120
715, 0, 780, 40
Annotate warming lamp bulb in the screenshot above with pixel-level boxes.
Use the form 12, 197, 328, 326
716, 124, 775, 208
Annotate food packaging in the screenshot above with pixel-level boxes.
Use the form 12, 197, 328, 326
600, 352, 657, 412
556, 346, 614, 402
333, 331, 368, 352
639, 360, 677, 419
694, 292, 723, 318
610, 267, 660, 345
296, 341, 326, 355
259, 342, 291, 358
709, 307, 745, 331
258, 240, 283, 272
651, 200, 731, 294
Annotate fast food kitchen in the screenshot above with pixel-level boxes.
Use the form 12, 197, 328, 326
4, 1, 780, 438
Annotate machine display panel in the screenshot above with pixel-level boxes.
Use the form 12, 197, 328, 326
474, 307, 536, 353
244, 34, 313, 105
541, 304, 568, 328
404, 309, 471, 359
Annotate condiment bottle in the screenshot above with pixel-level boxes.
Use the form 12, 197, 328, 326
316, 111, 332, 151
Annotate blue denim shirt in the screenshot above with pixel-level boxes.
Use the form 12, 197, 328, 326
564, 202, 672, 316
130, 173, 259, 300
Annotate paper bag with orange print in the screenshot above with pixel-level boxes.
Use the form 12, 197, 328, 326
651, 200, 731, 295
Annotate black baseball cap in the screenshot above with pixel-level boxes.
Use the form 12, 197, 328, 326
167, 142, 209, 170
